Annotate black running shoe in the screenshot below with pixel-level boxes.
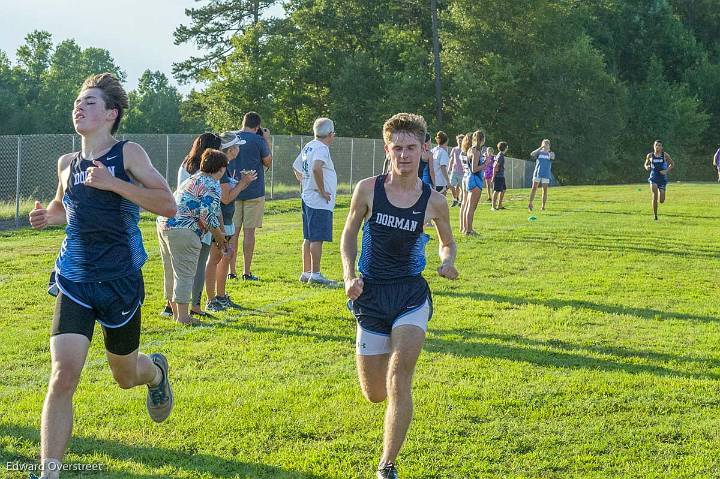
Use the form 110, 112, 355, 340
146, 353, 173, 423
218, 294, 242, 309
377, 463, 399, 479
227, 273, 239, 280
242, 273, 259, 281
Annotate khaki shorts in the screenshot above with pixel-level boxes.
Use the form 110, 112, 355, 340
233, 197, 265, 229
157, 227, 201, 304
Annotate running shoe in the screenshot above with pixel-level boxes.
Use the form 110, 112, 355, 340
308, 273, 340, 288
451, 200, 458, 207
299, 272, 311, 283
242, 273, 259, 281
218, 294, 242, 309
159, 305, 172, 317
206, 297, 226, 312
377, 463, 399, 479
146, 353, 173, 423
227, 273, 239, 280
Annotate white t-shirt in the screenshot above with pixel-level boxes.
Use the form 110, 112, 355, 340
431, 146, 450, 187
292, 139, 337, 211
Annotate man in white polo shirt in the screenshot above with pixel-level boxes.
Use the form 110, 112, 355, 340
292, 118, 339, 286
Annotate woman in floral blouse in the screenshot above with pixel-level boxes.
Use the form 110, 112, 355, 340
157, 149, 230, 325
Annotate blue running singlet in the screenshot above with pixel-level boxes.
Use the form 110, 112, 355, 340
358, 175, 431, 281
55, 140, 147, 282
648, 152, 668, 186
533, 150, 553, 179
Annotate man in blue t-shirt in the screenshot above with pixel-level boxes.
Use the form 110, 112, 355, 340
226, 111, 272, 281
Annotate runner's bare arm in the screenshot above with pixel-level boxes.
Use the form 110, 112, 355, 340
341, 178, 373, 281
665, 153, 674, 171
85, 142, 176, 217
644, 154, 652, 171
429, 191, 458, 279
29, 154, 73, 229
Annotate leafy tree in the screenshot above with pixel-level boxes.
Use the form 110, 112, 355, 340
124, 71, 184, 133
173, 0, 281, 82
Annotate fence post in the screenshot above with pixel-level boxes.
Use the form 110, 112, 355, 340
165, 135, 170, 183
510, 158, 514, 189
270, 135, 275, 200
15, 137, 21, 228
372, 139, 376, 175
350, 138, 354, 191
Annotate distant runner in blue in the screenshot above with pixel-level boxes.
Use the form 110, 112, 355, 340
341, 113, 458, 479
713, 144, 720, 182
28, 73, 177, 479
528, 138, 556, 212
644, 139, 674, 220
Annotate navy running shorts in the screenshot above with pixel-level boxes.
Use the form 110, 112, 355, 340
49, 270, 144, 355
349, 275, 432, 337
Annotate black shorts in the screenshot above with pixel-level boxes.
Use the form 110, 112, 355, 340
50, 271, 144, 356
493, 177, 507, 192
349, 276, 433, 335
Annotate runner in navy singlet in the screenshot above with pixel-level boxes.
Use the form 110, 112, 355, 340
643, 139, 674, 220
28, 73, 177, 479
341, 113, 458, 479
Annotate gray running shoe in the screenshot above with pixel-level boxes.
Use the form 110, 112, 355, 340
218, 294, 242, 309
159, 305, 172, 317
308, 273, 340, 288
206, 297, 226, 312
299, 272, 311, 283
377, 463, 399, 479
146, 353, 173, 423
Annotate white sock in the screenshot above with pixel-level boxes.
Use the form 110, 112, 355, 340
149, 364, 163, 387
42, 458, 61, 479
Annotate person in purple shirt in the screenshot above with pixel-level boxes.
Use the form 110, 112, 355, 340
713, 145, 720, 182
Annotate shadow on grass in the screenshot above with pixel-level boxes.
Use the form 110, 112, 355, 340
427, 328, 720, 381
504, 234, 717, 261
0, 424, 329, 479
560, 207, 718, 221
211, 316, 718, 381
435, 290, 717, 324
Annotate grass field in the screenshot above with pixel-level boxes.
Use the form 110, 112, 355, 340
1, 183, 720, 479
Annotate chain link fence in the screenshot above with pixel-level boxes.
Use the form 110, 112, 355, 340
0, 134, 534, 229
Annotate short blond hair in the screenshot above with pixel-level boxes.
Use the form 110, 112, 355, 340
382, 113, 427, 145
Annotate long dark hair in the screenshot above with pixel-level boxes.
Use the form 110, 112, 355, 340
182, 133, 221, 174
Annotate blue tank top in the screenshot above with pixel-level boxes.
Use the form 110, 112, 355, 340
358, 175, 431, 282
649, 152, 667, 176
533, 150, 552, 178
55, 140, 147, 282
421, 160, 433, 186
470, 146, 486, 179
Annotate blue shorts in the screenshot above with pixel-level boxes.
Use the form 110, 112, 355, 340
349, 276, 432, 337
49, 270, 145, 328
49, 270, 145, 355
649, 175, 667, 190
467, 174, 484, 191
301, 200, 333, 242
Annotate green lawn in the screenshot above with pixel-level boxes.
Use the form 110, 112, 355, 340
1, 183, 720, 479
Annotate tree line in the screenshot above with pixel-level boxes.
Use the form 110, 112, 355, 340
0, 31, 205, 136
2, 1, 719, 184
